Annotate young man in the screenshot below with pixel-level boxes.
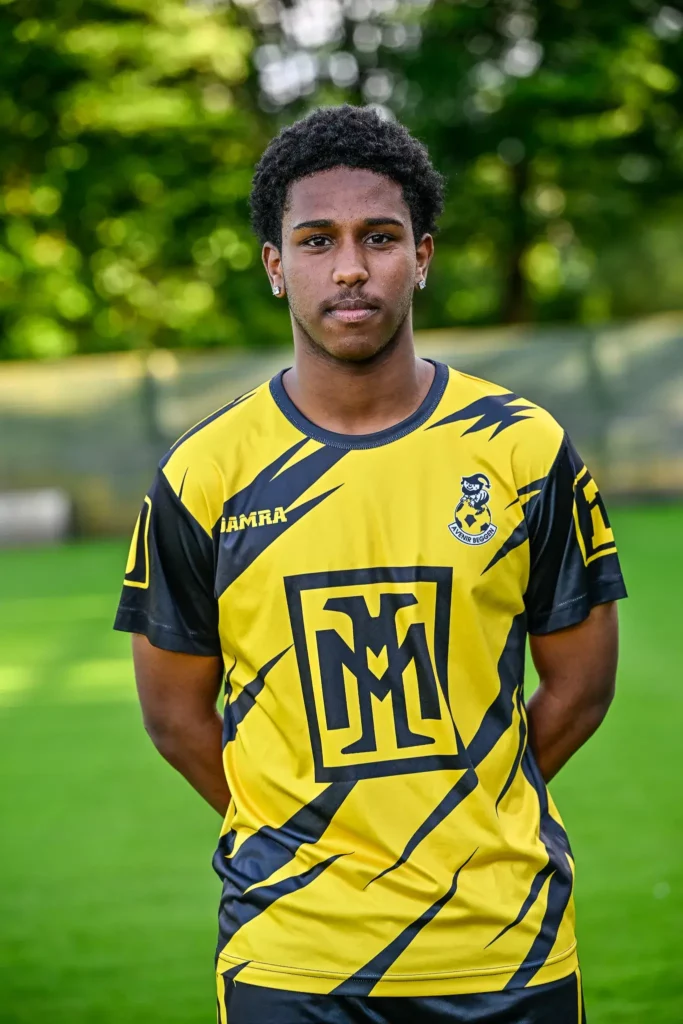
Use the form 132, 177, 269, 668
115, 105, 626, 1023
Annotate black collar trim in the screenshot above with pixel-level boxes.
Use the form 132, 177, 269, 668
269, 360, 449, 450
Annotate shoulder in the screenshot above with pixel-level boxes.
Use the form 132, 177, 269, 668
436, 367, 566, 478
155, 378, 274, 533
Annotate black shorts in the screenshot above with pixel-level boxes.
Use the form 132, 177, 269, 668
217, 968, 585, 1024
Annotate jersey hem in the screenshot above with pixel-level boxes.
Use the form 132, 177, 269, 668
216, 941, 578, 996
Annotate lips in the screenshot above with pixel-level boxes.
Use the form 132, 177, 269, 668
325, 299, 379, 324
329, 308, 377, 323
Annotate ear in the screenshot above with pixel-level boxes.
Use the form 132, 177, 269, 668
262, 242, 285, 297
415, 233, 434, 290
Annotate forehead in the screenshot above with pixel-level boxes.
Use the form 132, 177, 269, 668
284, 167, 407, 227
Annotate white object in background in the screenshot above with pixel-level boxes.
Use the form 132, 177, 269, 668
0, 489, 72, 546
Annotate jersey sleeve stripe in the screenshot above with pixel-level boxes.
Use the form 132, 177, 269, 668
584, 546, 618, 565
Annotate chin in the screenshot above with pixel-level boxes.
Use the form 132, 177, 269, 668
330, 341, 384, 363
316, 330, 397, 365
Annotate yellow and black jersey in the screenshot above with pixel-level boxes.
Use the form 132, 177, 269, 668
115, 360, 626, 997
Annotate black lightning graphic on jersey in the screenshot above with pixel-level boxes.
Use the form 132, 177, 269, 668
429, 392, 534, 439
214, 439, 347, 595
364, 613, 525, 889
332, 847, 478, 996
500, 749, 573, 985
222, 647, 292, 745
215, 783, 356, 949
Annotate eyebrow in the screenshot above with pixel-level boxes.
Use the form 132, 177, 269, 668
292, 219, 334, 231
291, 217, 405, 231
364, 217, 405, 228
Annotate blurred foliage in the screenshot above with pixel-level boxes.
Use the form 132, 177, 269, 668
1, 0, 683, 358
396, 1, 683, 325
0, 0, 284, 358
252, 0, 683, 327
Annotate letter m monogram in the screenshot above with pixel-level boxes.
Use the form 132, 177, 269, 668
317, 594, 441, 754
285, 567, 464, 781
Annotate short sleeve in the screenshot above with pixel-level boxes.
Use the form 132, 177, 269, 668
524, 434, 627, 635
114, 469, 220, 656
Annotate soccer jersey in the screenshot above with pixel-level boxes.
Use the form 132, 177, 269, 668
115, 360, 626, 997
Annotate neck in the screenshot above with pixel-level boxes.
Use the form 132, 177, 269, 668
283, 318, 434, 436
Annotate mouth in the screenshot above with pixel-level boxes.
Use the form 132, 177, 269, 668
325, 299, 379, 324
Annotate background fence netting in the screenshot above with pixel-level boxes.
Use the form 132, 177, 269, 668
1, 314, 682, 535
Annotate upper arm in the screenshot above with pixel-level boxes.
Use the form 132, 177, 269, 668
132, 633, 223, 734
529, 601, 619, 704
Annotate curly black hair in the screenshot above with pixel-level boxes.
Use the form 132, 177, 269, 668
250, 105, 445, 248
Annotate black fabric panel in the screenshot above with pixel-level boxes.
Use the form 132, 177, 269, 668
525, 434, 627, 635
114, 469, 220, 656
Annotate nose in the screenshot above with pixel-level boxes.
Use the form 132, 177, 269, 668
332, 237, 369, 288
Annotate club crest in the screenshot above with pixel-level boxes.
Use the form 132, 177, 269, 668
449, 473, 497, 546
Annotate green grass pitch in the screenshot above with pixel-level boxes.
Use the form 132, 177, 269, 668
1, 505, 682, 1023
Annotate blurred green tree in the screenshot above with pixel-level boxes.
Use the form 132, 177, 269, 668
392, 1, 683, 325
248, 0, 683, 326
0, 0, 289, 359
2, 0, 683, 358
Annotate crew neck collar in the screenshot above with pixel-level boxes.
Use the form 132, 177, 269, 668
269, 359, 449, 450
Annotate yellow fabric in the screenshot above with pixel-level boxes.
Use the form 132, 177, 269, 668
129, 365, 623, 996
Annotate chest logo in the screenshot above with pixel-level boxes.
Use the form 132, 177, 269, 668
285, 567, 464, 782
449, 473, 498, 546
220, 506, 287, 532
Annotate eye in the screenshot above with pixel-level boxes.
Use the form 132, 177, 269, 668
366, 232, 394, 245
302, 235, 332, 248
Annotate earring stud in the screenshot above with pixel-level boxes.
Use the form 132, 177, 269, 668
272, 285, 281, 297
418, 279, 426, 291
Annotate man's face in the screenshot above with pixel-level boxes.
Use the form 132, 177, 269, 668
263, 167, 433, 363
